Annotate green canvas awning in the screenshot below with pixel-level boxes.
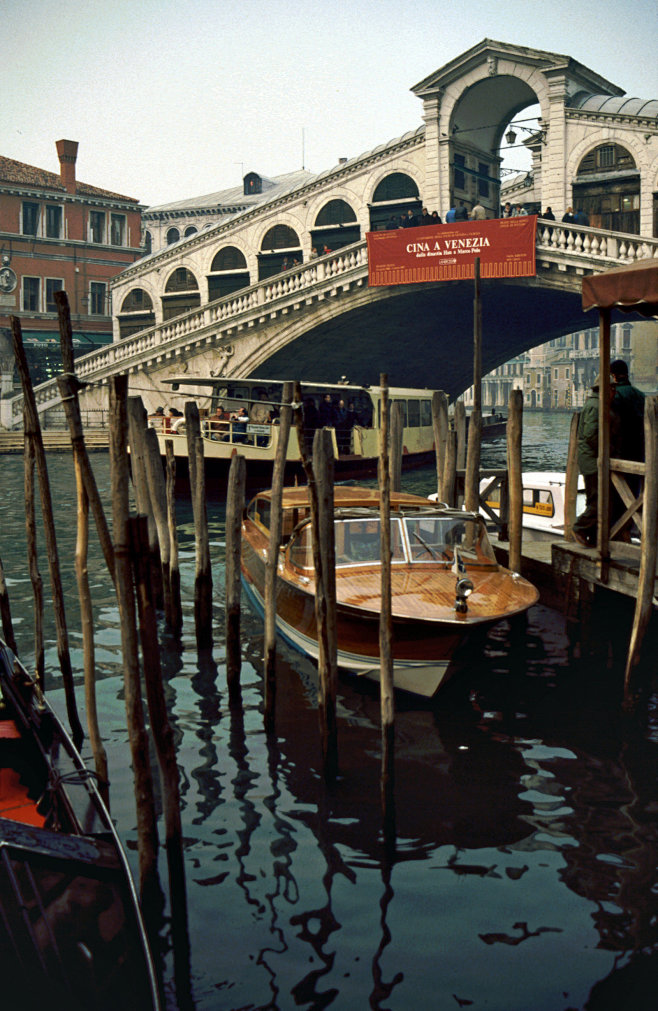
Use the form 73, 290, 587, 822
20, 330, 113, 348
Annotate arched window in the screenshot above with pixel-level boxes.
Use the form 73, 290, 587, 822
258, 225, 302, 281
166, 227, 180, 245
311, 199, 360, 255
372, 173, 419, 203
184, 225, 198, 237
369, 173, 421, 231
162, 268, 200, 321
118, 288, 155, 339
165, 268, 199, 293
208, 246, 250, 300
211, 246, 248, 271
314, 200, 357, 227
261, 224, 300, 251
143, 230, 152, 255
574, 143, 639, 233
120, 288, 153, 313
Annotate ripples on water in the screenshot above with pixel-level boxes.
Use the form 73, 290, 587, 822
1, 419, 657, 1011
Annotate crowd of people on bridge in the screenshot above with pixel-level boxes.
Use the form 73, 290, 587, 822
386, 199, 591, 228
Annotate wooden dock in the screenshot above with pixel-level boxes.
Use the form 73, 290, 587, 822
0, 429, 109, 453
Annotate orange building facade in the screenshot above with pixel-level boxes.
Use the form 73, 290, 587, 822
0, 140, 143, 385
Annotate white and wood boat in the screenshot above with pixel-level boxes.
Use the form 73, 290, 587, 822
480, 471, 586, 542
0, 639, 160, 1011
240, 487, 539, 698
152, 378, 438, 486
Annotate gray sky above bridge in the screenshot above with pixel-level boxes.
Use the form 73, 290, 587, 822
4, 0, 657, 208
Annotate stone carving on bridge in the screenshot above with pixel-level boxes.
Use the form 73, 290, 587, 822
487, 56, 498, 76
210, 344, 235, 377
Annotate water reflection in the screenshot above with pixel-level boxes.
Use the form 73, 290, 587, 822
2, 448, 658, 1009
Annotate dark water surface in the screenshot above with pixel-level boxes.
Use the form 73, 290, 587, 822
1, 414, 657, 1011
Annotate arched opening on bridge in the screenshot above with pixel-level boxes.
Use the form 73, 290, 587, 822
573, 143, 640, 233
208, 246, 250, 300
258, 224, 302, 280
311, 199, 360, 254
450, 77, 541, 217
166, 227, 180, 245
162, 267, 200, 321
117, 288, 156, 339
368, 173, 421, 231
184, 225, 198, 238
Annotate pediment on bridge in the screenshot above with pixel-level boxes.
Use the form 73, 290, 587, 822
411, 38, 625, 100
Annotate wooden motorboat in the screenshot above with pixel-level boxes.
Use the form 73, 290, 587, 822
152, 377, 438, 486
0, 639, 160, 1011
240, 487, 539, 697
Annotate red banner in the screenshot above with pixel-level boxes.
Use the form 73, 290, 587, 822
366, 216, 537, 286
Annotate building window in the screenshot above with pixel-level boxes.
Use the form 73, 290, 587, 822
453, 154, 465, 192
22, 202, 40, 236
478, 162, 489, 198
23, 276, 40, 311
45, 205, 62, 238
45, 278, 63, 312
143, 230, 152, 254
110, 214, 125, 246
166, 227, 180, 245
90, 281, 108, 315
184, 226, 198, 237
89, 211, 105, 243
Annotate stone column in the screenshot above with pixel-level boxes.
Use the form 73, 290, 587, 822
421, 93, 442, 213
541, 72, 569, 215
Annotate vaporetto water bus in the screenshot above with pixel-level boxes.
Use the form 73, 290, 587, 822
152, 377, 439, 485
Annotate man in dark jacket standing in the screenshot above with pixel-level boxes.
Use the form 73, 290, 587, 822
573, 374, 621, 547
610, 359, 645, 461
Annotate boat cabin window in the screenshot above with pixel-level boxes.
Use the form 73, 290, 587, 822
522, 489, 555, 517
289, 525, 314, 569
420, 399, 432, 426
335, 518, 405, 564
248, 497, 271, 530
407, 400, 420, 428
404, 516, 496, 565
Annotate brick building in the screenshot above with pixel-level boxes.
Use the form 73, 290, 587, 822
0, 140, 143, 388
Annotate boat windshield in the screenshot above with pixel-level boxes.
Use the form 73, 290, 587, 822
287, 512, 496, 570
404, 515, 496, 565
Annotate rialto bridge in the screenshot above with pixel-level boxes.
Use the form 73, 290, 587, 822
2, 38, 657, 426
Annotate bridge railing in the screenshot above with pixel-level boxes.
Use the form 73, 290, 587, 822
3, 223, 657, 427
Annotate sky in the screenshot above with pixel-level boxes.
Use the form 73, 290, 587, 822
4, 0, 658, 208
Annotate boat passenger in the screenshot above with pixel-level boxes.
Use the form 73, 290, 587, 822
231, 405, 249, 443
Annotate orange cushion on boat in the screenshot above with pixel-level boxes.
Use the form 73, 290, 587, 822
0, 720, 21, 739
0, 767, 46, 826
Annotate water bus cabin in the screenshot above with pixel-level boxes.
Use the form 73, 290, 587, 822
151, 378, 438, 484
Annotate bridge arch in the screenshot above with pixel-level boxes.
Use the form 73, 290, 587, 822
310, 197, 360, 254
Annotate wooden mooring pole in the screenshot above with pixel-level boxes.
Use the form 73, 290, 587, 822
379, 374, 396, 845
563, 412, 580, 542
431, 391, 449, 500
464, 258, 482, 514
313, 428, 338, 782
127, 397, 164, 609
263, 383, 294, 730
185, 402, 213, 650
109, 375, 161, 905
507, 389, 523, 574
454, 400, 467, 473
23, 432, 44, 687
623, 396, 658, 707
389, 401, 403, 493
11, 316, 83, 745
225, 453, 246, 700
165, 441, 184, 635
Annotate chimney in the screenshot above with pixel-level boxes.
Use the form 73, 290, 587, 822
338, 157, 347, 165
56, 139, 78, 194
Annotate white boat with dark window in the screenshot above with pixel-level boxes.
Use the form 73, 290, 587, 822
480, 471, 585, 541
151, 377, 438, 485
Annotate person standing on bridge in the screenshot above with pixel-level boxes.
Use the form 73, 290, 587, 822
470, 201, 486, 220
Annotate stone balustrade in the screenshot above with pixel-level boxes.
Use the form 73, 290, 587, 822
3, 225, 656, 427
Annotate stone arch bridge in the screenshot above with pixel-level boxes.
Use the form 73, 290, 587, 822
3, 222, 656, 428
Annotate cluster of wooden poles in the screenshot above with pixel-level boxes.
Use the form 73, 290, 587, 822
0, 293, 196, 1008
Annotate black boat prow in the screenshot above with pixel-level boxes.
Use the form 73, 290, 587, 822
0, 639, 160, 1011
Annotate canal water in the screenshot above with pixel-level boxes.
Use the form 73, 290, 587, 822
1, 413, 657, 1011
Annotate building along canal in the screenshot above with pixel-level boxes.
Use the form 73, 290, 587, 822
1, 411, 657, 1011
